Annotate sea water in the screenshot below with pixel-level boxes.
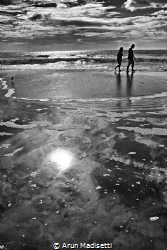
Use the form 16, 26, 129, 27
0, 49, 167, 72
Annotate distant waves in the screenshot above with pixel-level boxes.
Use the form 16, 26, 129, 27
0, 50, 167, 72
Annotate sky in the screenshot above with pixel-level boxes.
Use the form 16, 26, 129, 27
0, 0, 167, 51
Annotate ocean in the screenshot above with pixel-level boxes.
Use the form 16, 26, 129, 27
0, 49, 167, 72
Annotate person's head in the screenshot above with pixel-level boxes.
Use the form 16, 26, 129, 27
131, 44, 135, 49
119, 47, 123, 52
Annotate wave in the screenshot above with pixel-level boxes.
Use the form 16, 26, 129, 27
1, 56, 167, 66
0, 50, 167, 73
0, 56, 117, 65
13, 91, 167, 104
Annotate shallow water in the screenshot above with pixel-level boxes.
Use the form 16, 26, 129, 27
1, 68, 167, 250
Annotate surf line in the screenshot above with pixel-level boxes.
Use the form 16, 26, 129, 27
0, 77, 15, 98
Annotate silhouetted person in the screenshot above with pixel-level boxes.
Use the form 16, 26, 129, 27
127, 44, 136, 73
115, 47, 123, 72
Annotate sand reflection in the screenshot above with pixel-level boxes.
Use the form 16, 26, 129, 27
115, 72, 122, 97
126, 72, 134, 97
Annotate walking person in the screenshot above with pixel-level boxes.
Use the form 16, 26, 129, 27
127, 44, 136, 73
115, 47, 123, 72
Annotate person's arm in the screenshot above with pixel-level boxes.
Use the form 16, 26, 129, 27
133, 51, 136, 59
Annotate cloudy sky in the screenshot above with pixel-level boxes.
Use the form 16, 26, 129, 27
0, 0, 167, 51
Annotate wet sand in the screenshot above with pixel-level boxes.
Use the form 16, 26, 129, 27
1, 70, 167, 100
0, 71, 167, 250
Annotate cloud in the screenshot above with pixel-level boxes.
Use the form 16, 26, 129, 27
123, 0, 136, 11
31, 2, 57, 8
0, 0, 167, 49
29, 13, 42, 21
151, 0, 167, 3
122, 0, 167, 11
137, 0, 150, 5
151, 9, 167, 15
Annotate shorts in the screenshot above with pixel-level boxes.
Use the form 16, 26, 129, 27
128, 59, 134, 64
117, 59, 122, 65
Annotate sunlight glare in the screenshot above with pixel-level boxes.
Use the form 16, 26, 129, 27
49, 148, 73, 171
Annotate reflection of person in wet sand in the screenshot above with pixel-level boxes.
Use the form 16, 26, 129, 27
11, 76, 15, 88
115, 72, 122, 107
127, 44, 136, 73
115, 47, 123, 72
115, 72, 122, 97
126, 72, 134, 105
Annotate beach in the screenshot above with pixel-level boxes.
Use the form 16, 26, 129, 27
1, 50, 167, 250
1, 70, 167, 100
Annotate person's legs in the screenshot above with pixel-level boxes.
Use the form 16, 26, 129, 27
115, 60, 121, 71
131, 60, 134, 71
119, 61, 122, 71
116, 60, 121, 71
127, 60, 131, 72
115, 65, 118, 70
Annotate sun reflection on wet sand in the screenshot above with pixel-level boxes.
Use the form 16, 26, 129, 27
48, 148, 73, 171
